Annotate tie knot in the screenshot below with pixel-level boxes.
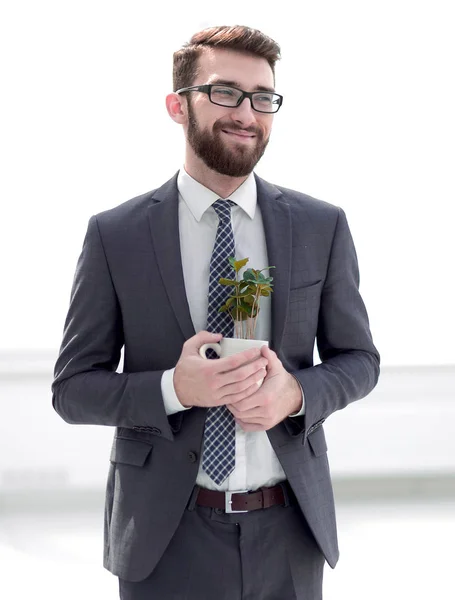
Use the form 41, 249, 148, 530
212, 199, 235, 221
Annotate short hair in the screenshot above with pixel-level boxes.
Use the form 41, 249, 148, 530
173, 25, 281, 91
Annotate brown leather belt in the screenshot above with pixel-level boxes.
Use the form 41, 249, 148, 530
196, 483, 286, 513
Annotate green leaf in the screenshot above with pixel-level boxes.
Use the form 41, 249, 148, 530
227, 256, 249, 272
257, 266, 276, 272
239, 301, 252, 315
233, 257, 249, 272
219, 260, 275, 322
226, 293, 247, 300
229, 305, 249, 320
219, 278, 238, 286
238, 283, 252, 294
243, 269, 257, 282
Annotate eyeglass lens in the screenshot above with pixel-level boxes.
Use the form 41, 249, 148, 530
210, 85, 280, 113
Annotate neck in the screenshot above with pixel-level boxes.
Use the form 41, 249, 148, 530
184, 152, 250, 199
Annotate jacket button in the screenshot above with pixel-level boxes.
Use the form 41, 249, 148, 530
188, 451, 198, 463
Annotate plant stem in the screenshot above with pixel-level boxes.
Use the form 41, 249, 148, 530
236, 270, 240, 337
251, 286, 261, 337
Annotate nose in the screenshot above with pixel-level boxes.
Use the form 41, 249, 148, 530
229, 97, 256, 127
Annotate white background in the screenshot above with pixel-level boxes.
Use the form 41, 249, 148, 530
1, 0, 454, 365
1, 5, 454, 597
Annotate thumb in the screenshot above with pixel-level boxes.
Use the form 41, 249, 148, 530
261, 346, 280, 374
182, 330, 223, 356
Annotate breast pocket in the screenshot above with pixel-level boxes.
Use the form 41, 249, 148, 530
110, 436, 154, 467
282, 280, 323, 356
288, 280, 323, 312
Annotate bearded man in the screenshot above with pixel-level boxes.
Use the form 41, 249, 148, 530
52, 24, 380, 600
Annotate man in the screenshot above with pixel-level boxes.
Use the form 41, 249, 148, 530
52, 25, 379, 599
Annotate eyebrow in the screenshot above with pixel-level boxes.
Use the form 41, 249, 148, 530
208, 78, 276, 93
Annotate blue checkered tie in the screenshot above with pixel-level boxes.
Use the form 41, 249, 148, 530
201, 199, 236, 486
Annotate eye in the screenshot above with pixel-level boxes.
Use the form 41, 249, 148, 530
212, 86, 236, 97
256, 95, 273, 104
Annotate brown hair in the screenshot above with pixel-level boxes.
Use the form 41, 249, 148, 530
173, 25, 281, 91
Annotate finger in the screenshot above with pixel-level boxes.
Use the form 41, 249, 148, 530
229, 397, 268, 419
213, 347, 264, 374
222, 381, 264, 406
261, 346, 277, 362
218, 358, 268, 387
182, 331, 222, 355
222, 369, 267, 399
260, 346, 281, 374
228, 391, 264, 413
228, 403, 261, 419
227, 394, 262, 419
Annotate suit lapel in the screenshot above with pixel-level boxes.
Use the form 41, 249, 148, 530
255, 175, 292, 354
147, 173, 196, 341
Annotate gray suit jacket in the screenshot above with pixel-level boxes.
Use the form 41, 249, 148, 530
52, 172, 379, 581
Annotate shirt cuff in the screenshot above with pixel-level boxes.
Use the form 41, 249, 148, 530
288, 376, 305, 417
161, 368, 192, 415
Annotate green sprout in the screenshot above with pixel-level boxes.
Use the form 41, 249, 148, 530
218, 257, 275, 339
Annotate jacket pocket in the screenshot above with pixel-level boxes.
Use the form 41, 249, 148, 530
307, 426, 328, 457
289, 279, 323, 298
110, 437, 153, 467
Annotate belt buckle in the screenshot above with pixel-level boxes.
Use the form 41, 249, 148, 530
225, 489, 249, 513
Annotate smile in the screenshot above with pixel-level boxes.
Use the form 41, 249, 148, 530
221, 129, 256, 141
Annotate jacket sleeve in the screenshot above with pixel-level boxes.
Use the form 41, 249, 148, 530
51, 215, 177, 442
284, 207, 380, 439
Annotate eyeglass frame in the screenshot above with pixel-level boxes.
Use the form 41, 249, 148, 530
175, 84, 284, 114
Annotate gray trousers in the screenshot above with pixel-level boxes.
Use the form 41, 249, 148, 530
118, 482, 325, 600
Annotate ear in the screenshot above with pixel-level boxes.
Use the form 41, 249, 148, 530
166, 92, 187, 124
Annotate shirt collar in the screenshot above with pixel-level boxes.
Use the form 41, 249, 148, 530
177, 167, 257, 222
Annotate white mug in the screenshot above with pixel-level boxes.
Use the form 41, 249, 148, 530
199, 338, 269, 385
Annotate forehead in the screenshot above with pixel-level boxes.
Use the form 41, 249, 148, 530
195, 47, 275, 91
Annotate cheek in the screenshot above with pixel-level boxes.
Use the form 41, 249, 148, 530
259, 117, 273, 139
191, 99, 219, 126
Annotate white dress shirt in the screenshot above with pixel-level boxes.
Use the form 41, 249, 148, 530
160, 167, 305, 491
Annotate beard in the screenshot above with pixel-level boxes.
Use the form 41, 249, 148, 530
186, 100, 269, 177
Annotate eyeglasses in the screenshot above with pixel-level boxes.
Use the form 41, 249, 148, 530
176, 84, 283, 114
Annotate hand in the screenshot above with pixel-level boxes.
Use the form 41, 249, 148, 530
226, 346, 303, 432
173, 331, 269, 409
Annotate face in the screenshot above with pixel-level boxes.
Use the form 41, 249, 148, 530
185, 48, 276, 177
